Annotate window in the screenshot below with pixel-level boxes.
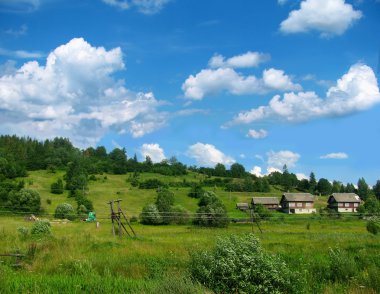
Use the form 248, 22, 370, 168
306, 202, 312, 207
297, 202, 302, 207
289, 202, 295, 207
354, 203, 358, 207
338, 203, 343, 207
344, 203, 349, 207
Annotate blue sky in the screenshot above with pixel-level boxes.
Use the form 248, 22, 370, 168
0, 0, 379, 184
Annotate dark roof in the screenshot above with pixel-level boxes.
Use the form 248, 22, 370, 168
328, 193, 360, 203
281, 193, 314, 202
251, 197, 279, 205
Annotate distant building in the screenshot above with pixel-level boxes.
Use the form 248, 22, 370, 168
251, 197, 280, 210
236, 203, 249, 211
327, 193, 361, 213
280, 193, 316, 214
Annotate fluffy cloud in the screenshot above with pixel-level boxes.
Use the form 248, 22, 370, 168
226, 63, 380, 126
102, 0, 170, 14
140, 143, 166, 163
267, 150, 300, 169
187, 143, 235, 167
246, 129, 268, 139
280, 0, 362, 37
182, 52, 300, 100
320, 152, 348, 159
296, 173, 308, 180
208, 51, 270, 69
0, 38, 167, 147
250, 165, 283, 177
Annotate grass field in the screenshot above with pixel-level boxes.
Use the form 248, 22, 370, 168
0, 170, 379, 293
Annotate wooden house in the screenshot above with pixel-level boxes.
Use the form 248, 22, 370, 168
280, 193, 316, 214
236, 203, 249, 211
251, 197, 280, 210
327, 193, 360, 213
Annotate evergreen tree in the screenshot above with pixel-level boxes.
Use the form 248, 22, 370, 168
309, 172, 317, 194
357, 178, 370, 201
373, 180, 380, 200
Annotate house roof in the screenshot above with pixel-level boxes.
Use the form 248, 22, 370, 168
329, 193, 360, 203
281, 193, 314, 202
251, 197, 279, 205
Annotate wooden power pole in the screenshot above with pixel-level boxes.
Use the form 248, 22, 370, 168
108, 199, 136, 238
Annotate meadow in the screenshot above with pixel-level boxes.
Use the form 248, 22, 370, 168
0, 171, 379, 293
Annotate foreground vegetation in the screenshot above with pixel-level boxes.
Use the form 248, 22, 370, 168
1, 216, 379, 293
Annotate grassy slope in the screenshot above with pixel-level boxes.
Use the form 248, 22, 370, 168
23, 170, 329, 220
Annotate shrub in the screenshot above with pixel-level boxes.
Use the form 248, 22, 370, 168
139, 178, 167, 189
171, 205, 190, 225
367, 219, 380, 235
17, 226, 29, 239
46, 198, 52, 205
190, 234, 300, 293
50, 178, 64, 194
77, 204, 88, 218
31, 219, 51, 236
54, 203, 75, 220
254, 204, 272, 220
7, 188, 41, 214
188, 184, 205, 198
140, 204, 162, 225
193, 192, 229, 227
155, 188, 175, 224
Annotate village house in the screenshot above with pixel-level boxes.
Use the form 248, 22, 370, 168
280, 193, 316, 214
327, 193, 361, 213
236, 203, 249, 211
251, 197, 280, 210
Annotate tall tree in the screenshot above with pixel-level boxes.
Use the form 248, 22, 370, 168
317, 178, 332, 195
230, 163, 245, 178
214, 163, 226, 177
309, 172, 317, 194
357, 178, 370, 201
373, 180, 380, 200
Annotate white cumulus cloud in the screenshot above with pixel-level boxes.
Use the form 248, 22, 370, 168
280, 0, 362, 37
140, 143, 166, 163
246, 129, 268, 139
267, 150, 300, 170
102, 0, 171, 14
208, 51, 270, 69
187, 143, 235, 167
226, 63, 380, 126
182, 52, 301, 100
320, 152, 348, 159
0, 38, 167, 147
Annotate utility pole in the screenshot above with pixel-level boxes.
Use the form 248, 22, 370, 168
107, 199, 136, 238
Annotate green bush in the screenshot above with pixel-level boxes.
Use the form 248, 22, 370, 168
140, 204, 162, 225
7, 188, 41, 213
171, 205, 190, 225
193, 192, 229, 227
366, 219, 380, 235
190, 234, 300, 293
31, 219, 51, 236
50, 178, 64, 194
54, 203, 75, 220
254, 204, 272, 220
188, 184, 205, 198
17, 226, 29, 239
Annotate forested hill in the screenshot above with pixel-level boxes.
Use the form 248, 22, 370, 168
0, 134, 378, 200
